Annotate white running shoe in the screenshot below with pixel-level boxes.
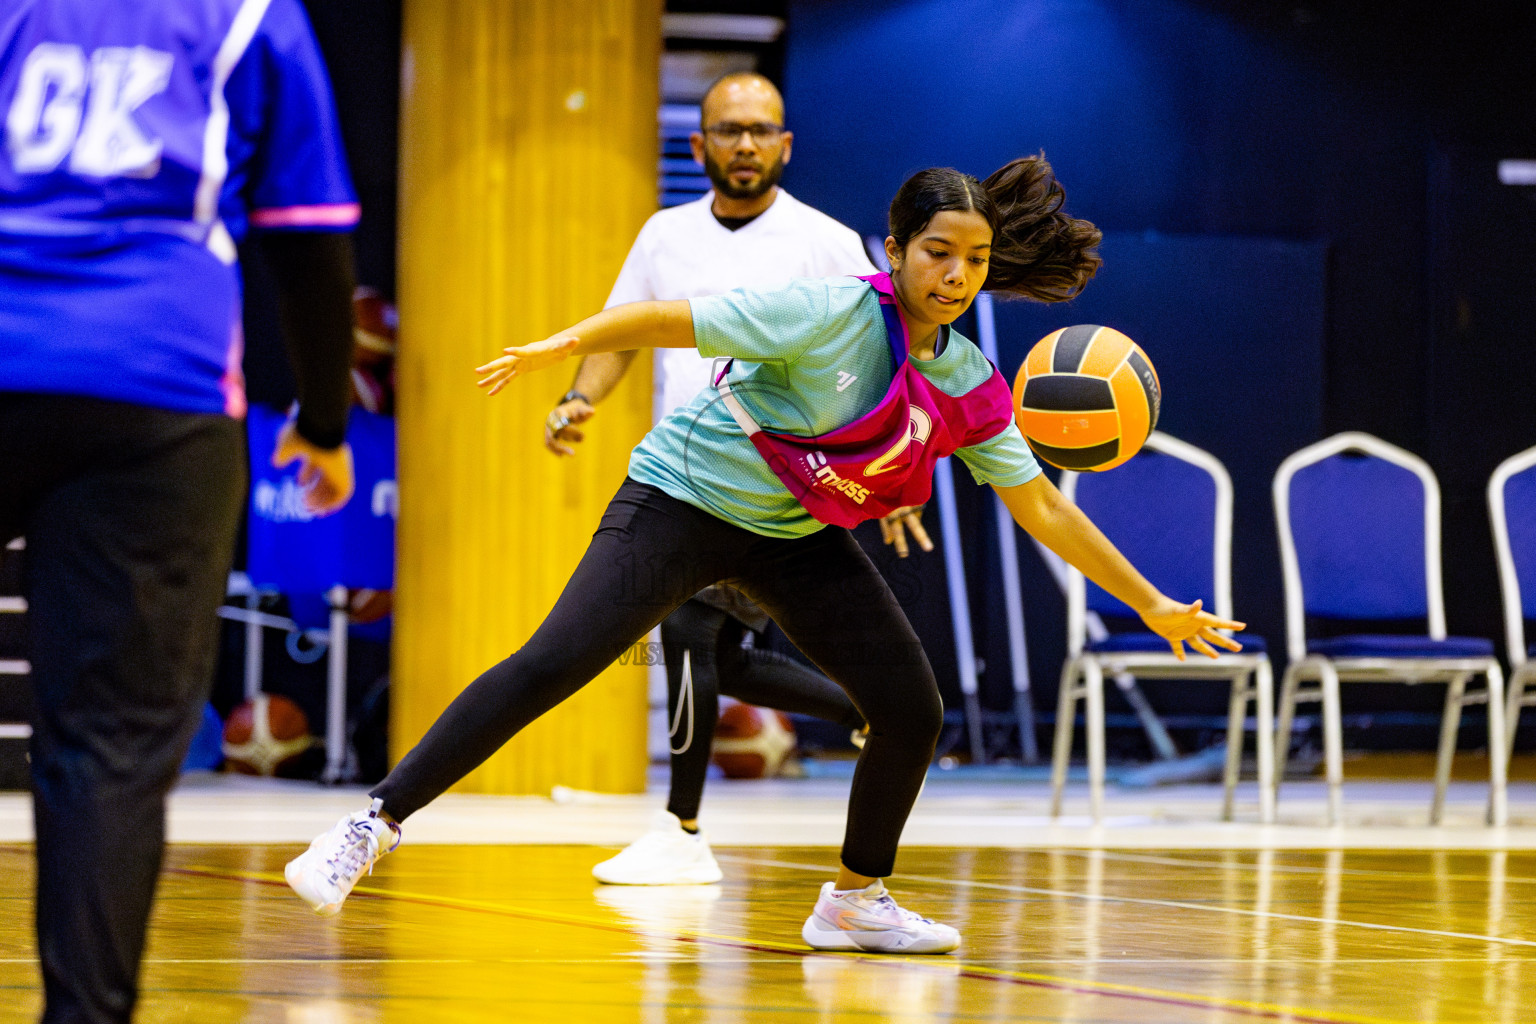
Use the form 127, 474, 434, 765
591, 809, 723, 885
285, 799, 401, 916
801, 880, 960, 954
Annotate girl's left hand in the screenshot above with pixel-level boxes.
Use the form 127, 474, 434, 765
1138, 597, 1245, 661
474, 336, 580, 395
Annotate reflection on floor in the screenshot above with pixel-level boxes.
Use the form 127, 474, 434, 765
0, 843, 1530, 1023
1, 761, 1535, 1021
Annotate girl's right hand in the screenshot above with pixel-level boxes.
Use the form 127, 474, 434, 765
474, 336, 579, 395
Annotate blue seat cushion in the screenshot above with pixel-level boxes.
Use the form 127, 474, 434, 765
1308, 634, 1494, 658
1086, 632, 1265, 654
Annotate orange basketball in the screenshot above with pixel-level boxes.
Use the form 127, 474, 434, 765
222, 694, 314, 776
712, 703, 796, 779
1013, 325, 1161, 472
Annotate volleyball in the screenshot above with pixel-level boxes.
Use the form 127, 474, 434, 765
1012, 325, 1161, 472
222, 694, 315, 777
712, 703, 797, 779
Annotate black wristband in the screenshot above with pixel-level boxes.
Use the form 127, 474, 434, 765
560, 389, 590, 406
295, 409, 347, 450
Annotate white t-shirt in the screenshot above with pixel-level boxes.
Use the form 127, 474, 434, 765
604, 188, 876, 420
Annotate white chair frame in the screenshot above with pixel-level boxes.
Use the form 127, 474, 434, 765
1489, 444, 1536, 767
1273, 431, 1506, 826
219, 573, 355, 783
1050, 432, 1275, 823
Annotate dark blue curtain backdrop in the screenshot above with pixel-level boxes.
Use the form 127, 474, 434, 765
973, 234, 1323, 724
783, 0, 1536, 745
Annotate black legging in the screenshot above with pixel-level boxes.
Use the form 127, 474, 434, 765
373, 478, 943, 878
660, 598, 865, 823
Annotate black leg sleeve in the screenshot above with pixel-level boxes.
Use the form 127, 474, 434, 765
724, 645, 866, 732
660, 600, 728, 822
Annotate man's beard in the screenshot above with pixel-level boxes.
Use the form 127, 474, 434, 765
704, 149, 785, 200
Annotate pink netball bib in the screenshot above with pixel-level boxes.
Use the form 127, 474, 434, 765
714, 273, 1015, 528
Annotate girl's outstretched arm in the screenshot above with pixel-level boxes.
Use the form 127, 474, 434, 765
475, 300, 694, 395
993, 473, 1245, 661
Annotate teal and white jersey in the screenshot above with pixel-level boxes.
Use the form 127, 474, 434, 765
628, 276, 1042, 538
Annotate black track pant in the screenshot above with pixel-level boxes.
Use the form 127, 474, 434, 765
0, 394, 244, 1024
660, 598, 865, 823
374, 479, 943, 878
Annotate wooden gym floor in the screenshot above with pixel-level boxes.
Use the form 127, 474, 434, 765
1, 768, 1535, 1022
0, 843, 1532, 1023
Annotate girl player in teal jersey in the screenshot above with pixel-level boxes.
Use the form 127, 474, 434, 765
287, 154, 1244, 954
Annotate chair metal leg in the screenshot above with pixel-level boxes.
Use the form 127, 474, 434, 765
1255, 659, 1276, 825
1273, 664, 1301, 813
1084, 659, 1107, 823
243, 590, 264, 701
1050, 659, 1080, 818
1221, 673, 1247, 822
1318, 661, 1344, 826
1430, 673, 1469, 826
1484, 662, 1507, 827
1013, 688, 1041, 765
1505, 666, 1530, 773
322, 584, 352, 785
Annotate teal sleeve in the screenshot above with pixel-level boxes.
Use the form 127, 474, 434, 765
689, 279, 829, 363
955, 422, 1043, 488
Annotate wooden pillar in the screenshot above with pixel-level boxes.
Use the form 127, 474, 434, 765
393, 0, 660, 794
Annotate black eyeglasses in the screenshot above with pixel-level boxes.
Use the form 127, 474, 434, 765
702, 122, 786, 146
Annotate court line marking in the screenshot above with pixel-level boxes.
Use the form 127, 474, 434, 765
1055, 848, 1536, 884
719, 854, 1536, 950
0, 958, 475, 965
0, 956, 1514, 967
170, 864, 1419, 1024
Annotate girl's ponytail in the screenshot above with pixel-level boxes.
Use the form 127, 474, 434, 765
887, 154, 1101, 302
980, 153, 1101, 302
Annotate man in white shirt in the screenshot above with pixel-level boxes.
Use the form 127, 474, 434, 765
545, 75, 875, 445
544, 73, 927, 887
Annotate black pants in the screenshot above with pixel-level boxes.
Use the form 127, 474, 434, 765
374, 479, 943, 878
660, 598, 864, 823
0, 394, 244, 1024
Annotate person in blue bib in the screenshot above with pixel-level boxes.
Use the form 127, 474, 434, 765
288, 155, 1245, 955
0, 0, 360, 1019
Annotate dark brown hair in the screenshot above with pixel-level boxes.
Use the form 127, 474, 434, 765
888, 153, 1102, 302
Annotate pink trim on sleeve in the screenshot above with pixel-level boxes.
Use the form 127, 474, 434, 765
222, 324, 248, 419
249, 202, 361, 228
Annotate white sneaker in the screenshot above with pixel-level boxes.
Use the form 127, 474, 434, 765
801, 880, 960, 954
592, 809, 723, 885
285, 799, 401, 916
